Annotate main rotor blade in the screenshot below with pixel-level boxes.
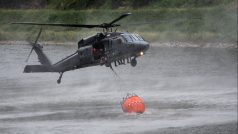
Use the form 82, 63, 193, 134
26, 47, 34, 62
109, 13, 131, 25
35, 27, 42, 44
12, 22, 101, 28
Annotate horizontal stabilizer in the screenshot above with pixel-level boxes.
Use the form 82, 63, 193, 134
24, 65, 53, 73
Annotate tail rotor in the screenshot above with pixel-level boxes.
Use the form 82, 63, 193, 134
25, 28, 42, 62
25, 47, 34, 62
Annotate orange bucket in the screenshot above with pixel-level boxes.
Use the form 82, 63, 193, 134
121, 93, 145, 114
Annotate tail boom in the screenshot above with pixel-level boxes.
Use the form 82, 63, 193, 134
24, 65, 56, 73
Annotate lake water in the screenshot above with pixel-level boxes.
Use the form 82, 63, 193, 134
0, 43, 237, 134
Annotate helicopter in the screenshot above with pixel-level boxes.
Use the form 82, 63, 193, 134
12, 13, 150, 84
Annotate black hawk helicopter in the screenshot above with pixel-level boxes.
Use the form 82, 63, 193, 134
12, 13, 150, 84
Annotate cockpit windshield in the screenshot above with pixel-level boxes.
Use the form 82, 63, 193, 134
121, 34, 133, 42
134, 34, 144, 41
121, 33, 144, 42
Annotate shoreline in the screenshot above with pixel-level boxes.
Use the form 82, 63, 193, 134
0, 40, 237, 48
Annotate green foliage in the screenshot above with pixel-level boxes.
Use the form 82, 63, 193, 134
48, 0, 98, 10
0, 2, 237, 43
0, 0, 235, 10
46, 0, 235, 9
152, 0, 234, 8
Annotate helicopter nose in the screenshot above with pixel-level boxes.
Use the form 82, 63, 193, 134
144, 42, 150, 51
137, 42, 149, 56
140, 42, 150, 52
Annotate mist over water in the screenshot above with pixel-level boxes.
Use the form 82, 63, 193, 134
0, 43, 237, 134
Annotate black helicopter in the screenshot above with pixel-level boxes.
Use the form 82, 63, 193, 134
12, 13, 150, 84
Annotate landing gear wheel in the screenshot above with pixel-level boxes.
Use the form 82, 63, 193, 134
131, 58, 137, 67
57, 72, 64, 84
57, 79, 61, 84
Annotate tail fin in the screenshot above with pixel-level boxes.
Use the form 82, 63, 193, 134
32, 44, 52, 66
25, 27, 51, 66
